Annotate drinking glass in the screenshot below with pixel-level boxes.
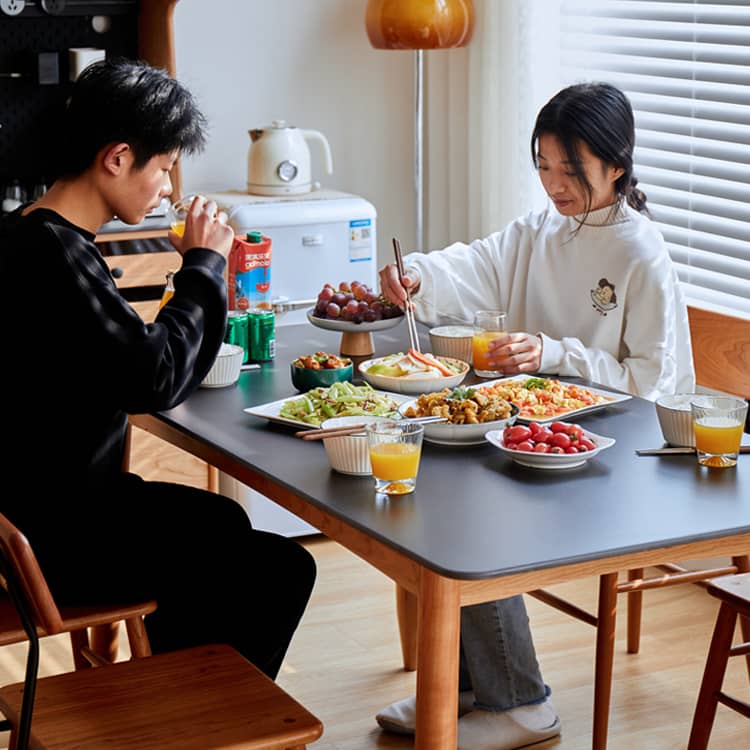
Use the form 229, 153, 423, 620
366, 421, 424, 495
690, 396, 748, 468
166, 194, 197, 237
472, 310, 508, 377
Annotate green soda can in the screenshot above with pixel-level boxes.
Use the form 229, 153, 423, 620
224, 310, 249, 363
248, 309, 276, 362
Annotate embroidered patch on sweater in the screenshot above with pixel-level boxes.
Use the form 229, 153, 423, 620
591, 277, 617, 316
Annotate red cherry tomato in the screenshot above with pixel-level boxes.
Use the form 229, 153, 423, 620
528, 421, 541, 435
505, 441, 518, 450
515, 440, 534, 452
505, 425, 533, 444
549, 433, 571, 449
564, 446, 580, 454
578, 437, 596, 452
550, 421, 570, 434
566, 424, 584, 439
533, 443, 550, 453
503, 426, 514, 442
534, 428, 554, 444
549, 446, 565, 454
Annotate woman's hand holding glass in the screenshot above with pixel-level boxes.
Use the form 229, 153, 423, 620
167, 195, 233, 259
485, 331, 543, 375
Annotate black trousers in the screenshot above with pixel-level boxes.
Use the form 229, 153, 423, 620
15, 473, 316, 679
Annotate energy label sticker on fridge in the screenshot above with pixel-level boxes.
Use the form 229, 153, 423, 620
349, 219, 372, 262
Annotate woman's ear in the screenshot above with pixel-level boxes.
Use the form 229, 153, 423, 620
101, 142, 132, 176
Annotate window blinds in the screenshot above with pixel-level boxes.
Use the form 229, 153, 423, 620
560, 0, 750, 318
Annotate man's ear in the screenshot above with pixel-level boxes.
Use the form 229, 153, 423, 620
101, 142, 132, 176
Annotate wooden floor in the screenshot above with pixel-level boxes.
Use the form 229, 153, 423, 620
0, 536, 748, 749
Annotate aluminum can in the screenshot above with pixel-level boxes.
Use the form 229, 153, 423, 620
248, 309, 276, 362
224, 310, 249, 363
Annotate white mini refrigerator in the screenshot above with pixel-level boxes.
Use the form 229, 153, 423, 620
217, 190, 378, 536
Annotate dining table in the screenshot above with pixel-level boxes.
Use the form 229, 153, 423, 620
128, 319, 750, 750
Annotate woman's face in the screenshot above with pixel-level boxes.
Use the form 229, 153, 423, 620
536, 133, 622, 216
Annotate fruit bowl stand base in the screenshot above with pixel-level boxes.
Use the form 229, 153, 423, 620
340, 330, 375, 357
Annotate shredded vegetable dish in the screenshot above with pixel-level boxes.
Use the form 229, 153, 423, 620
481, 377, 613, 420
279, 381, 400, 426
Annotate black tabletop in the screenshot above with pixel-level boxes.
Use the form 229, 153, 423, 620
152, 321, 750, 580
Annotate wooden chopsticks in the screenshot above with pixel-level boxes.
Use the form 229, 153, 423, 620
636, 445, 750, 456
295, 415, 449, 441
393, 237, 421, 353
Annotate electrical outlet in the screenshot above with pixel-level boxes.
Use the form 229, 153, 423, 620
0, 0, 25, 17
41, 0, 66, 14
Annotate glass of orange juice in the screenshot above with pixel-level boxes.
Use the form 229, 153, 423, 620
167, 194, 197, 237
366, 421, 424, 495
690, 396, 748, 468
472, 310, 508, 377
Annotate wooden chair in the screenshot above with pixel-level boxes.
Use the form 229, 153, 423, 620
0, 512, 323, 750
687, 572, 750, 749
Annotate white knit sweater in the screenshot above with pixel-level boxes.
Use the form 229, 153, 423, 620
405, 201, 695, 400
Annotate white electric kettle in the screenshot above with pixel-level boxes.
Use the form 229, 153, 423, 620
246, 120, 333, 196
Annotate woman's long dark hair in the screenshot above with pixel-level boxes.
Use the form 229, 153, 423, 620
530, 82, 648, 221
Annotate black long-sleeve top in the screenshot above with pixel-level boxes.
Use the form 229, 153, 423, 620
0, 207, 227, 518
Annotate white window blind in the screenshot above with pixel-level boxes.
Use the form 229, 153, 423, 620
559, 0, 750, 318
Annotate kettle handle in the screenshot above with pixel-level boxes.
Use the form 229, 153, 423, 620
301, 129, 333, 175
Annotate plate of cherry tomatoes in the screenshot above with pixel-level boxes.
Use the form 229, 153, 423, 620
484, 420, 615, 470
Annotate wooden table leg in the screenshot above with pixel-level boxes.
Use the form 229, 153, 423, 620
593, 572, 618, 750
396, 584, 418, 672
414, 569, 460, 750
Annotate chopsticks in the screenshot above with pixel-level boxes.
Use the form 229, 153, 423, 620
295, 415, 449, 441
636, 445, 750, 456
393, 237, 420, 353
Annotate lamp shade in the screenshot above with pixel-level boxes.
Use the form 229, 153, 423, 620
365, 0, 474, 50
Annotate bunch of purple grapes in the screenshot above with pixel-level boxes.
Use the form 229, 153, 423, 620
312, 281, 404, 324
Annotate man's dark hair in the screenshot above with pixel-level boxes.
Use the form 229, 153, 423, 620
57, 57, 207, 177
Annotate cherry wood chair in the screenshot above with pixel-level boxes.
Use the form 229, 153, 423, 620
0, 512, 323, 750
687, 572, 750, 749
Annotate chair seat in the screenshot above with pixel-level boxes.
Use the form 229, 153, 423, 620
0, 643, 323, 750
0, 592, 157, 646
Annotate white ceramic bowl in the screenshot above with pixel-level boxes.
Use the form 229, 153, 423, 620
200, 343, 244, 388
397, 399, 519, 446
428, 325, 474, 363
359, 355, 469, 395
655, 392, 699, 447
320, 415, 391, 475
485, 427, 616, 470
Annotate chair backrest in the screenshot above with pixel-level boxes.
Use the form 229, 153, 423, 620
688, 306, 750, 400
0, 513, 64, 636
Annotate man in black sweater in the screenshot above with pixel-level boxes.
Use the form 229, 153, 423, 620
0, 58, 315, 679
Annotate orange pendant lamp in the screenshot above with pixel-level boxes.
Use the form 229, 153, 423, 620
365, 0, 474, 50
365, 1, 474, 250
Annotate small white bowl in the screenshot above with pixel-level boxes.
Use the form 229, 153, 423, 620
320, 415, 390, 475
200, 343, 244, 388
655, 393, 699, 447
428, 325, 474, 363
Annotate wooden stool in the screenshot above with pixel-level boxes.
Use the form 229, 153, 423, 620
687, 572, 750, 749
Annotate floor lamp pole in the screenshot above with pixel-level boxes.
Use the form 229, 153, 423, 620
414, 49, 424, 251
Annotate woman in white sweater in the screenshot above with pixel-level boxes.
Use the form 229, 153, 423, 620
377, 83, 695, 750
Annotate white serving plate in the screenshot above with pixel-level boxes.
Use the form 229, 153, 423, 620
397, 399, 519, 446
477, 375, 632, 423
359, 354, 469, 395
485, 427, 616, 469
245, 388, 409, 430
306, 308, 404, 333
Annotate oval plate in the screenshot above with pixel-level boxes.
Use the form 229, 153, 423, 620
359, 354, 469, 395
485, 428, 615, 469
